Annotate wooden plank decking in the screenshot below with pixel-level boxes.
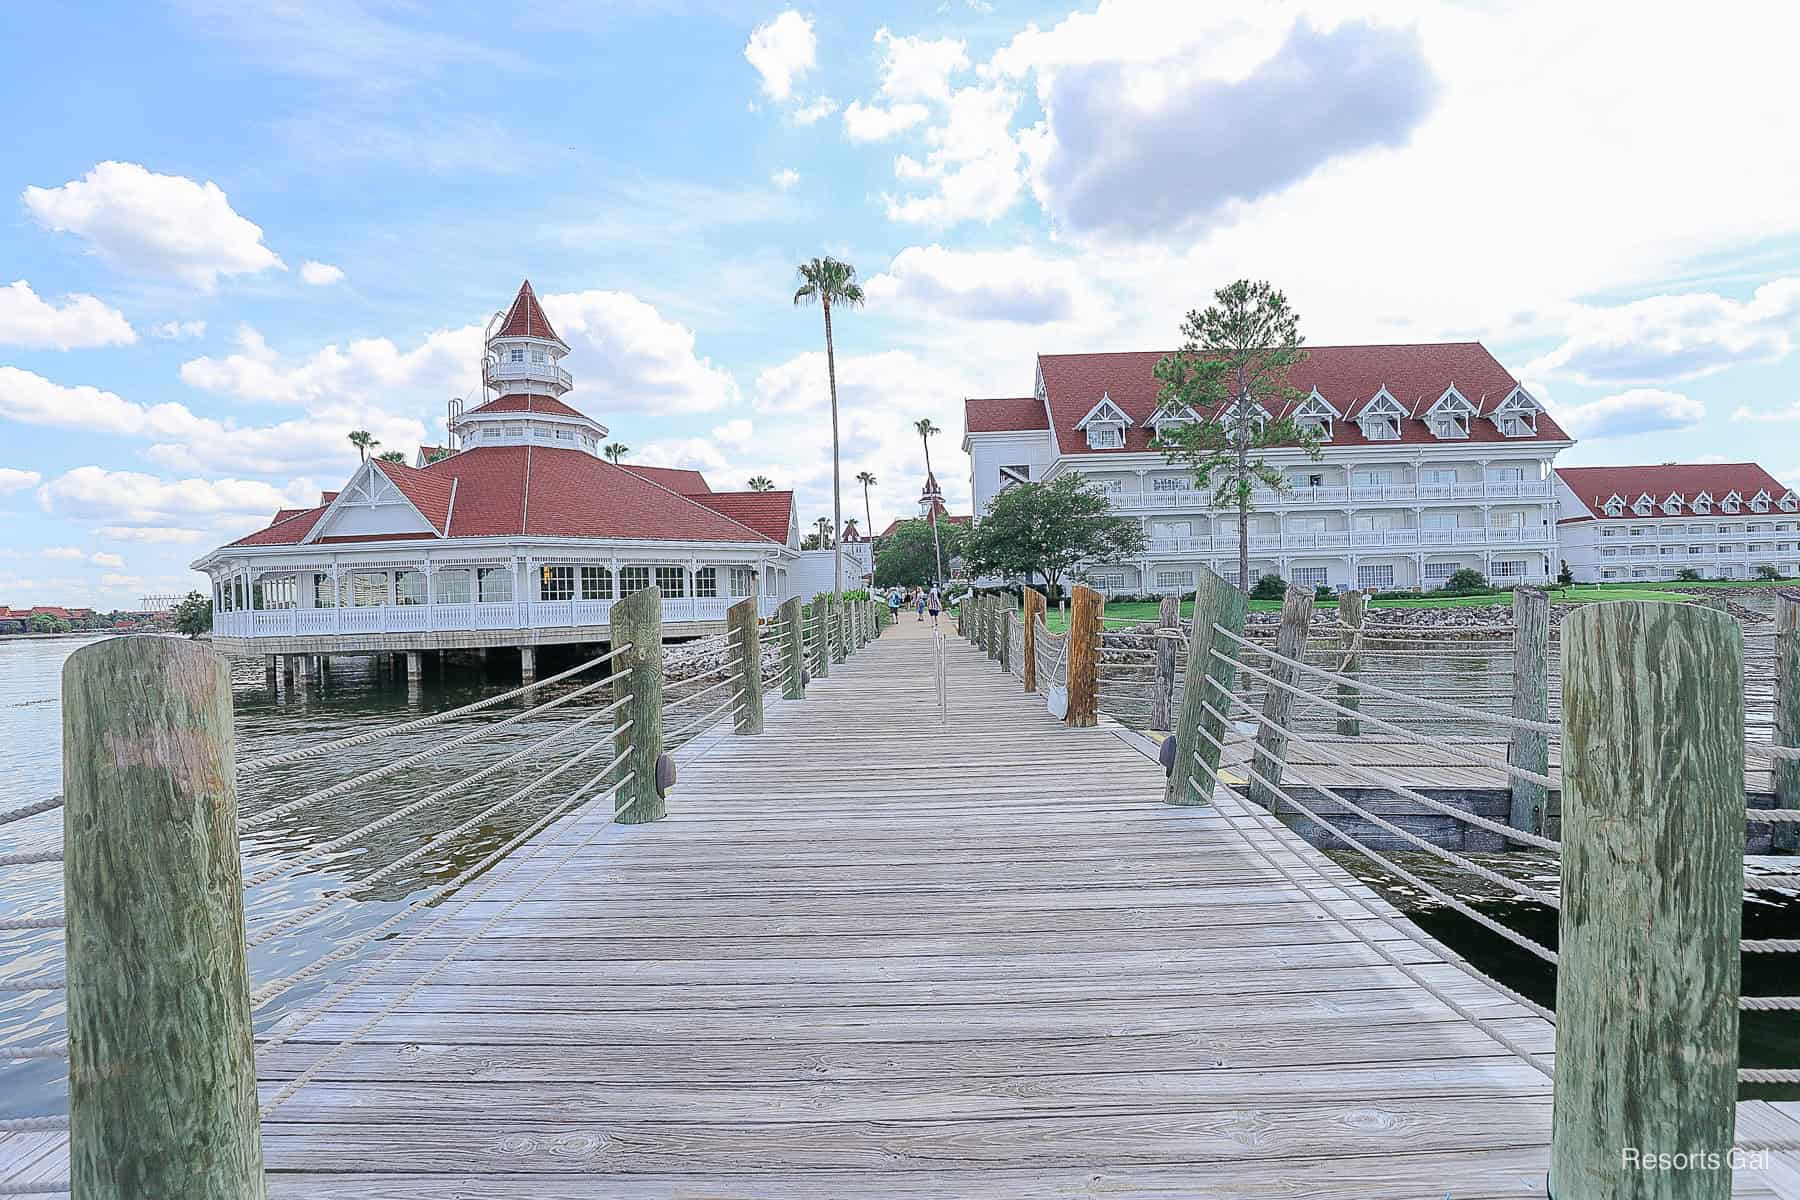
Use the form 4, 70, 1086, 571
6, 615, 1797, 1196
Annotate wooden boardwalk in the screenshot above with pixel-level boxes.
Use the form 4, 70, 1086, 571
5, 615, 1797, 1196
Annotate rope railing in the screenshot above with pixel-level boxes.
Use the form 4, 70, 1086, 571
0, 795, 62, 828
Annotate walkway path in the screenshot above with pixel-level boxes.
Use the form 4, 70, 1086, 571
6, 613, 1795, 1195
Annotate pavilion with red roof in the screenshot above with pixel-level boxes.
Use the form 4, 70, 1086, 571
195, 281, 800, 676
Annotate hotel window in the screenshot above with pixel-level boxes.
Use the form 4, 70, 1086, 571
532, 349, 548, 363
433, 569, 471, 605
1487, 466, 1526, 483
1357, 564, 1396, 590
1497, 414, 1534, 437
1422, 468, 1457, 485
556, 428, 576, 442
1287, 471, 1325, 488
1431, 414, 1469, 438
1151, 520, 1193, 539
1360, 415, 1400, 440
477, 566, 513, 603
350, 572, 388, 606
1289, 516, 1328, 533
694, 567, 719, 598
1091, 572, 1126, 590
621, 565, 650, 594
1602, 548, 1620, 558
509, 348, 524, 363
1290, 566, 1328, 589
580, 566, 613, 600
395, 570, 427, 605
1151, 475, 1191, 492
655, 566, 687, 597
1422, 513, 1456, 531
1086, 423, 1124, 449
312, 573, 343, 608
730, 566, 757, 596
1352, 469, 1396, 487
539, 564, 575, 602
1094, 478, 1124, 493
1154, 570, 1193, 591
1494, 559, 1527, 577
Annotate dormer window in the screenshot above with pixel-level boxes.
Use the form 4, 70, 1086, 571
1357, 387, 1407, 442
1217, 399, 1268, 443
1724, 492, 1743, 513
1603, 496, 1624, 516
1075, 391, 1133, 451
1293, 390, 1336, 441
1663, 494, 1684, 515
1426, 385, 1476, 439
1490, 386, 1543, 437
1632, 494, 1653, 516
1693, 492, 1713, 514
1781, 492, 1799, 512
1149, 403, 1199, 444
1087, 423, 1124, 449
1431, 413, 1469, 438
1751, 490, 1772, 512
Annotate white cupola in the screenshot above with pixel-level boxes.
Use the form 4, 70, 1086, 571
446, 280, 608, 455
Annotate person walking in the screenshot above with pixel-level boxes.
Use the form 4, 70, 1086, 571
888, 586, 903, 623
927, 585, 942, 627
916, 587, 928, 622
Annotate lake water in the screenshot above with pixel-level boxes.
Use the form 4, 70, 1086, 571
3, 622, 1795, 1122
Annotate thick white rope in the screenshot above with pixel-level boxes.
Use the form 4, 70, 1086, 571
1215, 624, 1560, 734
241, 662, 632, 831
239, 642, 631, 771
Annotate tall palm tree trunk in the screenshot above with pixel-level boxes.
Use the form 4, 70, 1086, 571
862, 485, 873, 553
824, 300, 842, 595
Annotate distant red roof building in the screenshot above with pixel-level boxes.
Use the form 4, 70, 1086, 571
1555, 463, 1795, 519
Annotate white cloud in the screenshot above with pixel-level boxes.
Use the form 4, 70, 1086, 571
300, 260, 345, 286
0, 468, 42, 494
843, 100, 930, 143
543, 290, 739, 414
873, 28, 970, 102
745, 10, 816, 101
91, 552, 125, 568
1552, 388, 1704, 438
634, 437, 731, 473
151, 319, 206, 340
712, 418, 754, 447
0, 365, 423, 478
38, 466, 315, 527
866, 244, 1109, 325
1529, 278, 1800, 386
1731, 399, 1800, 423
772, 168, 801, 190
883, 85, 1024, 224
42, 547, 84, 560
22, 161, 285, 290
96, 525, 208, 544
0, 280, 136, 349
100, 573, 144, 588
790, 96, 838, 125
180, 324, 479, 406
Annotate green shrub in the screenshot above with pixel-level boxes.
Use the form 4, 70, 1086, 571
1436, 568, 1491, 595
1675, 568, 1701, 582
1249, 574, 1287, 601
1313, 584, 1334, 602
1756, 564, 1784, 581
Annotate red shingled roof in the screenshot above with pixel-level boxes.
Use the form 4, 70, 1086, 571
231, 505, 328, 547
622, 465, 712, 495
372, 459, 454, 533
965, 396, 1048, 434
495, 280, 566, 347
1015, 343, 1569, 455
690, 491, 794, 543
1556, 463, 1795, 519
464, 393, 587, 419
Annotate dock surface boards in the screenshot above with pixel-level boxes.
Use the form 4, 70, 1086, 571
6, 615, 1795, 1197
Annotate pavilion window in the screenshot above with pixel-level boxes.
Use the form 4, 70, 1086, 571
433, 569, 472, 605
539, 564, 576, 602
509, 348, 524, 363
234, 578, 247, 609
694, 567, 719, 598
580, 565, 613, 600
621, 565, 651, 594
730, 566, 757, 596
655, 566, 687, 598
312, 573, 342, 608
395, 569, 427, 605
350, 572, 388, 606
477, 567, 514, 603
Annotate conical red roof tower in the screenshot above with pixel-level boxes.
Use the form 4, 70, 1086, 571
495, 280, 568, 349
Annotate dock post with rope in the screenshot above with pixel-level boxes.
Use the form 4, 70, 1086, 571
1509, 586, 1552, 841
1246, 582, 1314, 814
1775, 589, 1798, 850
727, 597, 762, 736
1165, 567, 1246, 806
1151, 593, 1179, 732
780, 597, 806, 699
1021, 587, 1044, 692
1552, 600, 1743, 1199
62, 637, 265, 1200
609, 585, 665, 824
1332, 588, 1365, 737
1065, 585, 1101, 728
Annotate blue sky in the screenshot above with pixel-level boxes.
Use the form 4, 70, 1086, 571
4, 0, 1800, 609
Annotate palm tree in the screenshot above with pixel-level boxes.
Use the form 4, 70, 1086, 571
814, 516, 832, 547
855, 470, 877, 545
747, 474, 776, 491
914, 418, 941, 478
603, 442, 628, 463
375, 450, 406, 463
793, 256, 865, 595
348, 430, 378, 462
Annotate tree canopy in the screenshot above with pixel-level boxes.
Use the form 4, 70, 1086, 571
172, 591, 212, 637
961, 475, 1146, 593
1152, 279, 1320, 589
874, 518, 966, 588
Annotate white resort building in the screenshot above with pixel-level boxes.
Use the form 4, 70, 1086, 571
963, 343, 1570, 594
196, 281, 800, 676
1554, 463, 1800, 583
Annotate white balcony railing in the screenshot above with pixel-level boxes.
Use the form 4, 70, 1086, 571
483, 359, 575, 392
1112, 478, 1552, 510
1143, 527, 1550, 556
213, 593, 755, 641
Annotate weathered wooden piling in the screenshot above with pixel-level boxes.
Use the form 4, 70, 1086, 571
1022, 587, 1046, 692
62, 637, 267, 1200
1775, 590, 1799, 851
1248, 583, 1314, 813
1166, 566, 1247, 805
780, 597, 805, 700
609, 585, 665, 823
1152, 593, 1180, 732
1066, 585, 1102, 728
997, 600, 1012, 674
1333, 589, 1366, 737
812, 598, 829, 679
1551, 600, 1742, 1200
1509, 587, 1550, 841
727, 597, 763, 735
